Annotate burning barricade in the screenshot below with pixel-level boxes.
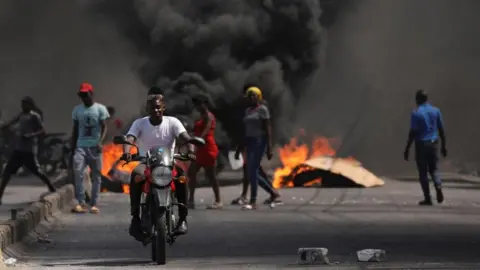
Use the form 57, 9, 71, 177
273, 136, 384, 188
98, 143, 138, 194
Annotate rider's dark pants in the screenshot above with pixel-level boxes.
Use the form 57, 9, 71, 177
130, 164, 188, 220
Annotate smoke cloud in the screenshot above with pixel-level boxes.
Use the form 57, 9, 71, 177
92, 0, 343, 146
297, 0, 480, 175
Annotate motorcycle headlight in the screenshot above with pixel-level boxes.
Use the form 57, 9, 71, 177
151, 166, 172, 187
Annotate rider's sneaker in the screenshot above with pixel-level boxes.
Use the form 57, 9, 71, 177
129, 216, 144, 242
175, 220, 188, 235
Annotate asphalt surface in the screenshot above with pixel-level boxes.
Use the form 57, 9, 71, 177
7, 177, 480, 269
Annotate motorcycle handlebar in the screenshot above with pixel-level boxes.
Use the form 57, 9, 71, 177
119, 153, 143, 165
173, 153, 192, 162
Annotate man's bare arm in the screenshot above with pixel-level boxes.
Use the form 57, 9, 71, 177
405, 129, 415, 151
178, 132, 195, 153
438, 126, 446, 149
123, 135, 136, 154
438, 111, 447, 149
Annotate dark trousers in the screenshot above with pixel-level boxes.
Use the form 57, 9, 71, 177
415, 140, 442, 199
129, 164, 188, 220
0, 150, 55, 200
242, 163, 275, 195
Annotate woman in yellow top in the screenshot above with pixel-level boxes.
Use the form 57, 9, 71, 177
234, 86, 281, 210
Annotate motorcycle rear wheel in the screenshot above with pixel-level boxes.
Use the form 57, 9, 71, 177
151, 214, 167, 265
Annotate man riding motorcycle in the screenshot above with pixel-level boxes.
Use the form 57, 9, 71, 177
121, 87, 195, 242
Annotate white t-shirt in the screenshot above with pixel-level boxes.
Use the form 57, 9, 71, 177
126, 116, 186, 156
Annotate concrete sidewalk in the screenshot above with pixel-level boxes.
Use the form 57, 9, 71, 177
0, 171, 68, 222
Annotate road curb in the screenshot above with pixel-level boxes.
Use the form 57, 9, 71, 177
0, 182, 74, 252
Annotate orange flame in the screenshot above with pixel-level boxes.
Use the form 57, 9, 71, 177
101, 143, 139, 176
101, 143, 139, 194
272, 133, 342, 188
122, 184, 130, 194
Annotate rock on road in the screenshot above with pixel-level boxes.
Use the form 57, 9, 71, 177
9, 179, 480, 269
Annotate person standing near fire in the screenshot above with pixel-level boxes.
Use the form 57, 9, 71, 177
404, 89, 447, 205
0, 97, 56, 204
187, 95, 222, 209
231, 85, 281, 207
70, 82, 109, 214
234, 86, 280, 210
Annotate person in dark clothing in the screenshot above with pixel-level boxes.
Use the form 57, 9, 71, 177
404, 89, 447, 205
19, 97, 44, 176
19, 97, 44, 122
0, 97, 56, 204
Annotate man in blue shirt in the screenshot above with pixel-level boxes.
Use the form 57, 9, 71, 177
404, 90, 447, 205
70, 83, 109, 214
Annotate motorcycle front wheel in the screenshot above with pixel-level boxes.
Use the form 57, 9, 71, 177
151, 213, 167, 265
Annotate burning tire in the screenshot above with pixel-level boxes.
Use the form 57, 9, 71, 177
278, 157, 384, 188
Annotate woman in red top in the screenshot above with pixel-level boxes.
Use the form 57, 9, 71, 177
187, 95, 222, 209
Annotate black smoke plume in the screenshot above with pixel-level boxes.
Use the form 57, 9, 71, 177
92, 0, 345, 146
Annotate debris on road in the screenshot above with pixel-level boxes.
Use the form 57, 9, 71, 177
4, 257, 17, 266
357, 249, 387, 262
298, 247, 330, 265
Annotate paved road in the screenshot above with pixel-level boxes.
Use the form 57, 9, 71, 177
9, 178, 480, 269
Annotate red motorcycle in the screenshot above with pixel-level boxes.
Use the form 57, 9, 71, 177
113, 135, 205, 265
